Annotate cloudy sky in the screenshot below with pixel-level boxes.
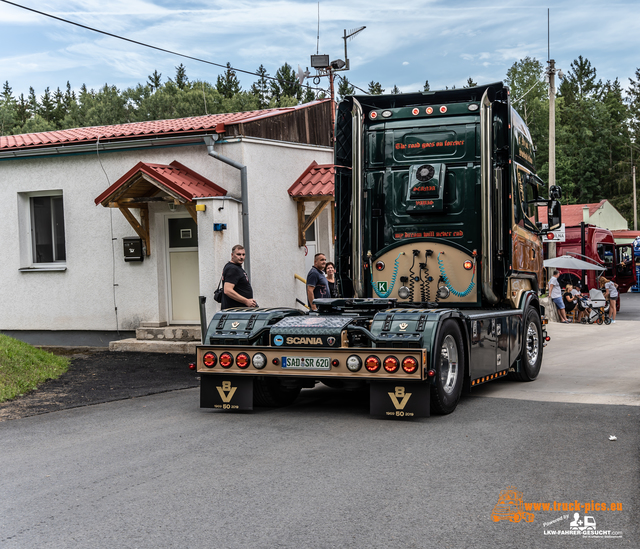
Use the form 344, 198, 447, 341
1, 0, 639, 100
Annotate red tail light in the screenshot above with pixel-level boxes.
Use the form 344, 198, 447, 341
236, 352, 250, 369
203, 353, 217, 368
365, 355, 381, 373
402, 356, 418, 374
189, 362, 196, 370
219, 352, 233, 368
331, 359, 340, 367
383, 356, 399, 373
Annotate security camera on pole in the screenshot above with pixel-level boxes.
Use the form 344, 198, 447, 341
297, 27, 365, 143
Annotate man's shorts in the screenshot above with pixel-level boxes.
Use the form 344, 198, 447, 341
552, 297, 565, 310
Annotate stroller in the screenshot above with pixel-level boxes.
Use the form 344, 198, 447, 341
578, 289, 611, 325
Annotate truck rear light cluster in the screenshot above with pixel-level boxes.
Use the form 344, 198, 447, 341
383, 356, 399, 373
219, 352, 234, 368
236, 352, 250, 369
365, 355, 381, 373
202, 351, 420, 375
346, 355, 362, 372
402, 357, 419, 374
203, 352, 217, 368
252, 353, 267, 369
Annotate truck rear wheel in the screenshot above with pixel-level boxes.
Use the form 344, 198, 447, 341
511, 307, 543, 382
430, 320, 464, 415
254, 378, 301, 407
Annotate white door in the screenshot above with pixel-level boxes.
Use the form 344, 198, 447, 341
167, 217, 199, 323
304, 215, 317, 278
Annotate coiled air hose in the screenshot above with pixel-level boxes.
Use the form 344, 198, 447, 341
371, 252, 404, 298
437, 252, 476, 297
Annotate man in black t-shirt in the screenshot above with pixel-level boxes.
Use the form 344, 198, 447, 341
306, 253, 330, 311
221, 245, 257, 310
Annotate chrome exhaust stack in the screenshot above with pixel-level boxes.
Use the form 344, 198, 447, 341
481, 89, 499, 305
351, 97, 365, 298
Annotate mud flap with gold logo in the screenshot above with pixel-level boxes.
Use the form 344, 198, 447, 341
370, 381, 430, 418
200, 375, 254, 411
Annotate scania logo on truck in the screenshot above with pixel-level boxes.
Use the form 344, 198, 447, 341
286, 336, 323, 345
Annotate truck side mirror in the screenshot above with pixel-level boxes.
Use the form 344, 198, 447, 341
548, 199, 562, 231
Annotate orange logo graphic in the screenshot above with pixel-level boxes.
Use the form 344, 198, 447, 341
491, 487, 535, 523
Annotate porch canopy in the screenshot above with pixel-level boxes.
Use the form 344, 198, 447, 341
288, 161, 336, 247
95, 160, 226, 255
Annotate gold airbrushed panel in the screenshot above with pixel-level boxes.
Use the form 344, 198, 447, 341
370, 243, 477, 303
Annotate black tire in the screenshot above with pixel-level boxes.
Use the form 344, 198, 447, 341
604, 317, 612, 325
511, 307, 543, 382
254, 378, 301, 407
430, 319, 464, 415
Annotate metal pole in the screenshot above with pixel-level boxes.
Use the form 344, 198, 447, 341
548, 59, 556, 191
634, 165, 637, 231
329, 68, 336, 145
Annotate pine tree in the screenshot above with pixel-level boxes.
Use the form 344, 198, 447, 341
391, 85, 400, 94
216, 62, 241, 99
628, 68, 640, 144
270, 63, 302, 104
465, 77, 477, 88
249, 64, 270, 108
2, 81, 14, 103
15, 93, 29, 126
64, 81, 76, 110
52, 87, 66, 128
367, 81, 384, 95
423, 80, 430, 92
337, 76, 354, 100
40, 87, 55, 121
302, 86, 316, 103
174, 63, 188, 90
28, 86, 38, 115
147, 70, 162, 92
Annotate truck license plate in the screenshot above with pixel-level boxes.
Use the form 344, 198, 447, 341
282, 356, 330, 370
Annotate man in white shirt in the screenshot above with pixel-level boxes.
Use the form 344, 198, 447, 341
549, 270, 569, 322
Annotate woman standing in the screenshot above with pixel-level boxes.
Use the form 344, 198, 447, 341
599, 276, 619, 323
325, 262, 340, 298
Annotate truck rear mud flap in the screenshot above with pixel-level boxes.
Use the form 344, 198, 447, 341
201, 375, 254, 411
370, 381, 430, 418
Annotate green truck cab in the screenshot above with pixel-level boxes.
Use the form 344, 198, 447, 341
197, 82, 562, 418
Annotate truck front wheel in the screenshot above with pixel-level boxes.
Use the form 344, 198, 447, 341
254, 378, 301, 407
430, 320, 464, 415
511, 307, 543, 382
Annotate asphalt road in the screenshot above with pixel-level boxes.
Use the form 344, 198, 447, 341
1, 294, 639, 548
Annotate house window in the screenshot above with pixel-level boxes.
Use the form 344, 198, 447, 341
30, 194, 66, 263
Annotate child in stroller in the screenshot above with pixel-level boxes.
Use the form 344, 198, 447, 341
578, 289, 611, 325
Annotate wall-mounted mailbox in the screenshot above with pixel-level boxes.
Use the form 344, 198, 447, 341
123, 237, 144, 262
213, 223, 227, 232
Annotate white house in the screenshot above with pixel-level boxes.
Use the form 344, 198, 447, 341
0, 101, 334, 346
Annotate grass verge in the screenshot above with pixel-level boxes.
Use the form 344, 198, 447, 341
0, 334, 70, 402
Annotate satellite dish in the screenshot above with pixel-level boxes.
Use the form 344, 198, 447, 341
297, 65, 310, 85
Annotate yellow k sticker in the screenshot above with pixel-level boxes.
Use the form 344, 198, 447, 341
388, 386, 412, 410
216, 380, 237, 403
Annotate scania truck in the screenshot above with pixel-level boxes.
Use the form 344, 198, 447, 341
196, 82, 562, 418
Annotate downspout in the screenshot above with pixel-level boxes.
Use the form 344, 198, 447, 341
204, 134, 251, 281
480, 89, 500, 304
351, 98, 365, 297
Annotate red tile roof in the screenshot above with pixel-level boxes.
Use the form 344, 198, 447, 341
611, 230, 640, 240
538, 200, 607, 227
95, 161, 227, 205
288, 161, 337, 198
1, 101, 328, 152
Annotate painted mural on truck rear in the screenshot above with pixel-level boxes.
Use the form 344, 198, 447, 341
334, 82, 550, 307
197, 82, 562, 418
